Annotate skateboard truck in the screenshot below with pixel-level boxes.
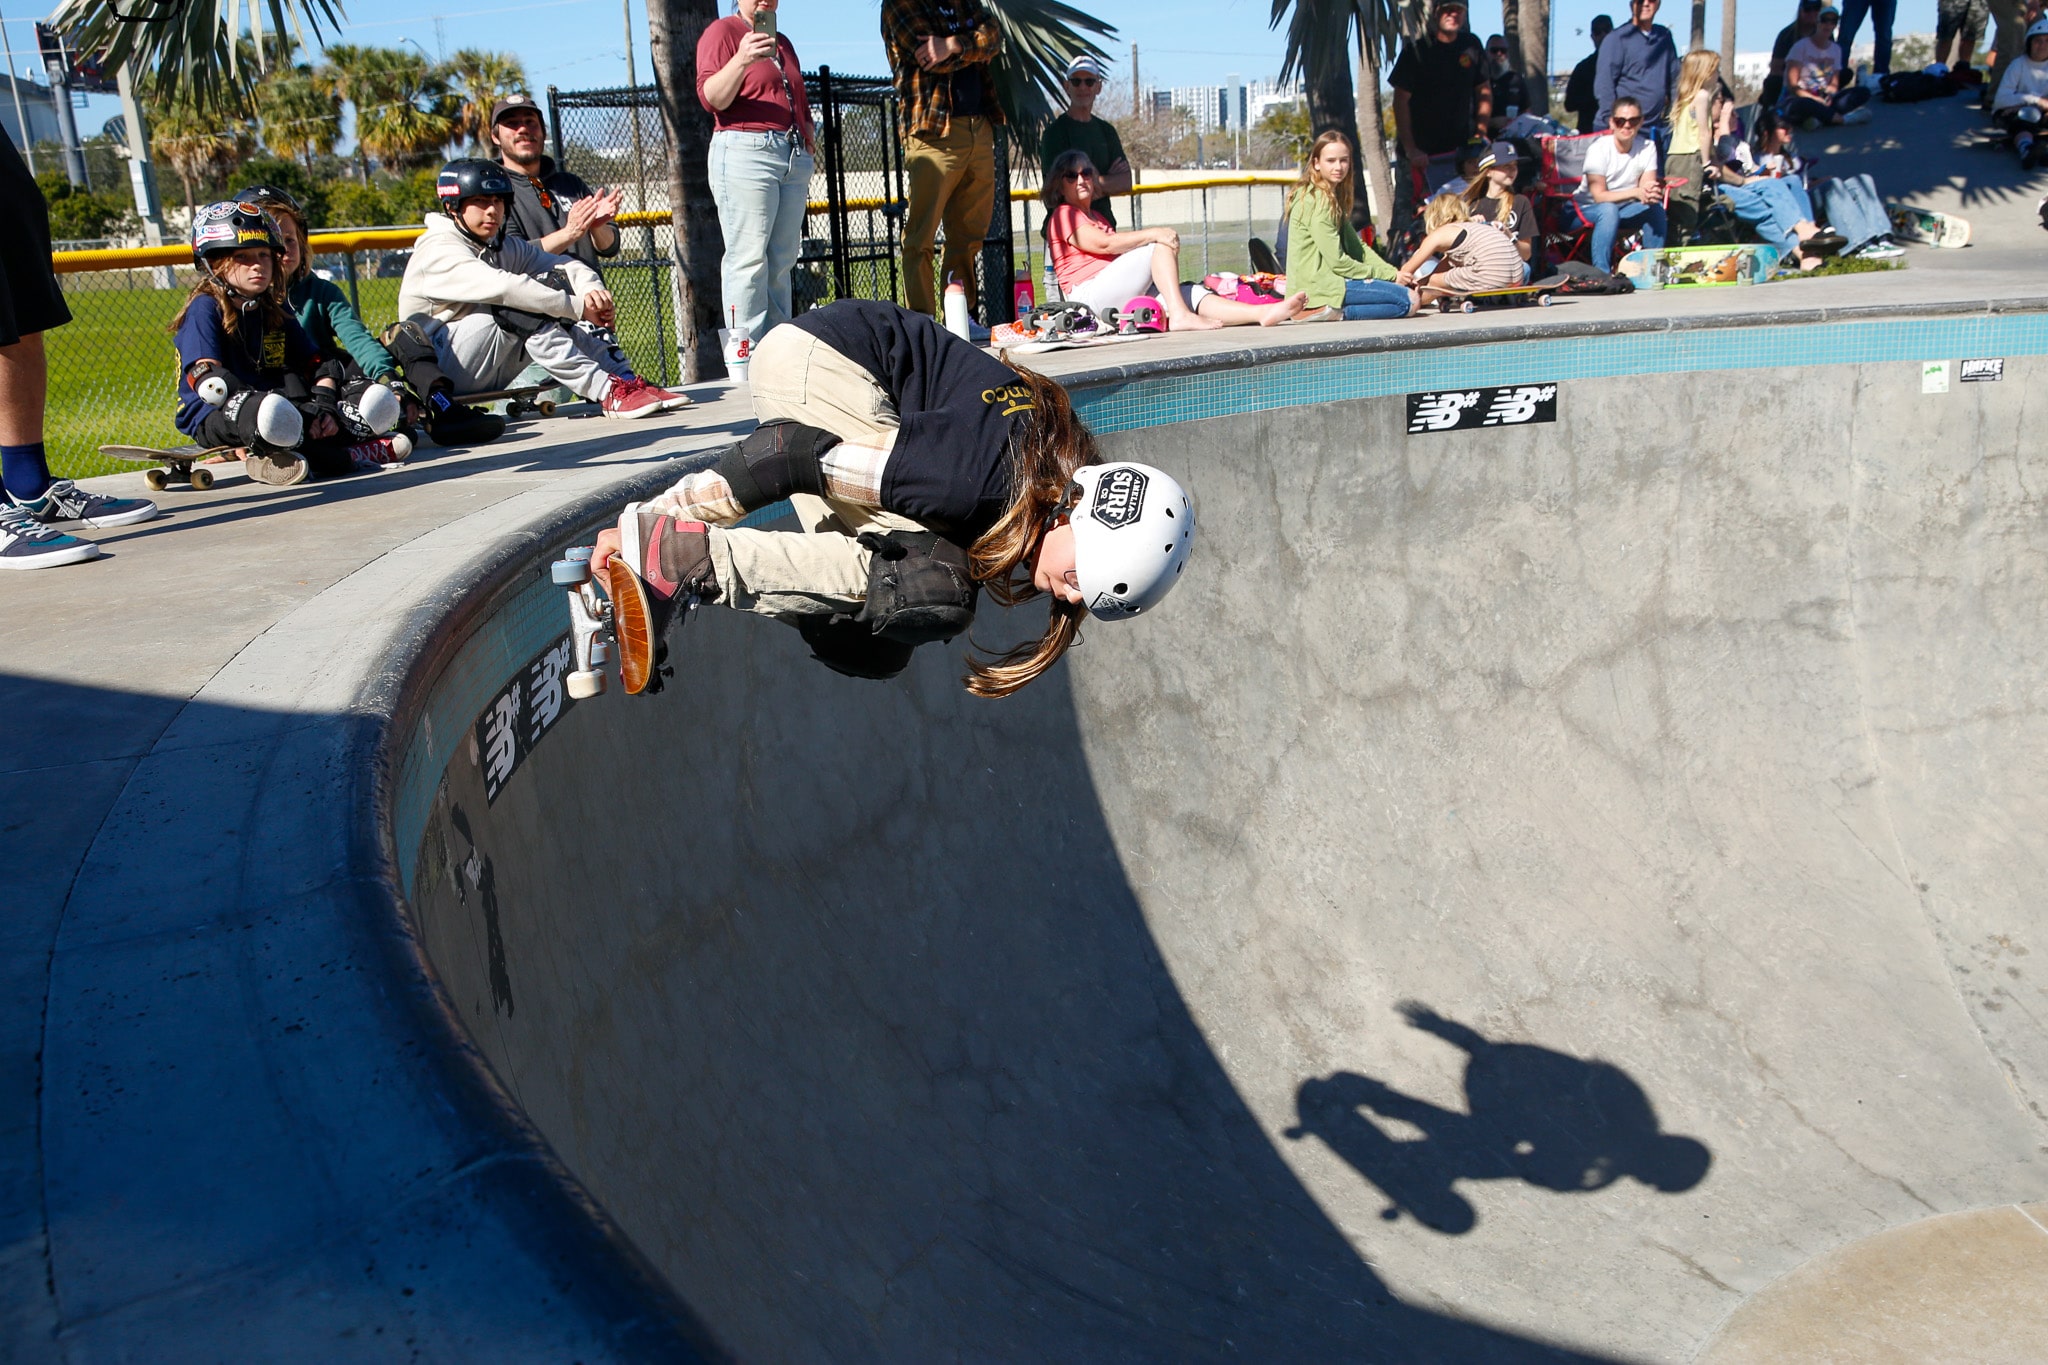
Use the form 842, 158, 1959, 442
551, 546, 612, 699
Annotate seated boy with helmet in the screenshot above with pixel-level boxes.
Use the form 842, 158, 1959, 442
172, 201, 408, 485
395, 158, 689, 423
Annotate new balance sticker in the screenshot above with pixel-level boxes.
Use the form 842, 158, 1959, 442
1406, 383, 1558, 433
473, 631, 584, 803
1088, 466, 1148, 528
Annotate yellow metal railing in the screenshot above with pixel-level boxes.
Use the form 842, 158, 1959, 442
51, 174, 1298, 273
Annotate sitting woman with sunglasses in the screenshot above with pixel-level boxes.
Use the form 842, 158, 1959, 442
1574, 96, 1667, 268
1042, 150, 1307, 331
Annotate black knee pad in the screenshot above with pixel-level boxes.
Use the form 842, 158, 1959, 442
857, 531, 979, 646
714, 420, 842, 511
795, 613, 915, 680
384, 316, 454, 397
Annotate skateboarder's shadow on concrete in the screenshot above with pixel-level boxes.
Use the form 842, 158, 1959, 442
1284, 1001, 1710, 1234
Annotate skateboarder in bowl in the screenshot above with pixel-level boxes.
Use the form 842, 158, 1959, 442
587, 299, 1196, 698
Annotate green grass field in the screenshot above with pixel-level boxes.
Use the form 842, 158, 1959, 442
45, 231, 1242, 481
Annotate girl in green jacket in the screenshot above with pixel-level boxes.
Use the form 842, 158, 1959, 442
1284, 131, 1416, 321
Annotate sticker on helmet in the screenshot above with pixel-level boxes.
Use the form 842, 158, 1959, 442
194, 223, 237, 246
198, 202, 241, 222
1088, 466, 1148, 529
1090, 590, 1139, 616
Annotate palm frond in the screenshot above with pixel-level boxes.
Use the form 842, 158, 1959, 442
50, 0, 345, 113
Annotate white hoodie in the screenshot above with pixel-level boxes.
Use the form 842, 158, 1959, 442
1995, 54, 2048, 113
397, 213, 603, 327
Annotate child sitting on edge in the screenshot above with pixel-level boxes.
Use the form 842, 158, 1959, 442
1398, 194, 1526, 308
396, 158, 688, 423
172, 202, 408, 486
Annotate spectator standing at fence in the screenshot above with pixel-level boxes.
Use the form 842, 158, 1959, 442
1484, 35, 1530, 132
1564, 16, 1615, 131
1576, 96, 1667, 266
0, 125, 155, 568
1595, 0, 1678, 139
491, 95, 624, 273
1392, 0, 1493, 219
698, 0, 818, 343
884, 0, 1003, 323
1764, 0, 1823, 107
1039, 55, 1131, 227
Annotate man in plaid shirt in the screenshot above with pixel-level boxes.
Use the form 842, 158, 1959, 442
882, 0, 1003, 320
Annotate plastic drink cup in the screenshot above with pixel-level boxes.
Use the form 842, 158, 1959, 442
719, 326, 752, 382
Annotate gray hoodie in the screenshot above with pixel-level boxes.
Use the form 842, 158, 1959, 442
397, 213, 603, 327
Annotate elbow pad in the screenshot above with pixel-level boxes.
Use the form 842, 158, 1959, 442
188, 360, 240, 408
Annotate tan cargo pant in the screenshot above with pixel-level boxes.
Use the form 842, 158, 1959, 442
703, 324, 929, 622
902, 115, 995, 317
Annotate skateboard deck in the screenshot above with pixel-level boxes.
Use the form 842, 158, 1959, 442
455, 385, 560, 418
1886, 203, 1971, 248
1618, 243, 1781, 286
1428, 281, 1563, 313
550, 545, 689, 699
98, 443, 234, 491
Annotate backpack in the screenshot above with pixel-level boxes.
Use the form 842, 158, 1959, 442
1879, 71, 1952, 102
1548, 261, 1635, 295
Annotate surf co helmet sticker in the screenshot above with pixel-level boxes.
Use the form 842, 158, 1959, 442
1088, 465, 1148, 529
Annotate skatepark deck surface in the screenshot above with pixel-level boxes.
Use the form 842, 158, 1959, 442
8, 238, 2048, 1361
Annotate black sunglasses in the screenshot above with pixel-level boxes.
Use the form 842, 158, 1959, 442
1061, 169, 1094, 180
1611, 115, 1642, 127
1068, 75, 1100, 86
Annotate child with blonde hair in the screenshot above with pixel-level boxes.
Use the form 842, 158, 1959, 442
1399, 193, 1525, 304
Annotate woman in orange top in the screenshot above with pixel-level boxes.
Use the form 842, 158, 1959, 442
1043, 150, 1306, 330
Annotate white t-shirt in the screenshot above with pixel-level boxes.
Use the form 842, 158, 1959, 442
1995, 55, 2048, 112
1784, 37, 1844, 100
1577, 135, 1658, 200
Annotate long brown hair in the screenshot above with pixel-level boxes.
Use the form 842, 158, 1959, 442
169, 257, 290, 339
1286, 129, 1355, 225
963, 360, 1099, 699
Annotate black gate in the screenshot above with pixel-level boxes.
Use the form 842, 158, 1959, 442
547, 69, 1016, 380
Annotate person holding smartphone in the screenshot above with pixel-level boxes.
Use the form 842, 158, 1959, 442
698, 0, 819, 345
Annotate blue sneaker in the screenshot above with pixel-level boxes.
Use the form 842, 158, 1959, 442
0, 503, 99, 570
15, 478, 159, 528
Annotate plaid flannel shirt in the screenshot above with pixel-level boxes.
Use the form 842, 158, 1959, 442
646, 438, 895, 525
880, 0, 1004, 140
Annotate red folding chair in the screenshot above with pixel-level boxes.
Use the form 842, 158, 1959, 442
1533, 133, 1603, 265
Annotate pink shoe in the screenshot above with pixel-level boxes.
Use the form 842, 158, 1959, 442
601, 376, 666, 421
631, 376, 694, 411
346, 433, 414, 469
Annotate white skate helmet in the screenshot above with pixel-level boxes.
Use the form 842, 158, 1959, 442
2030, 17, 2048, 40
1067, 461, 1196, 620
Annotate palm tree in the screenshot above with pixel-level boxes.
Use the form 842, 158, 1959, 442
259, 64, 343, 167
352, 48, 460, 174
1272, 0, 1422, 234
318, 44, 385, 182
446, 48, 530, 152
50, 0, 345, 113
146, 85, 252, 217
979, 0, 1116, 148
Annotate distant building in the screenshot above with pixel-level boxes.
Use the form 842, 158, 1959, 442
0, 73, 62, 150
1731, 51, 1773, 89
1148, 78, 1303, 131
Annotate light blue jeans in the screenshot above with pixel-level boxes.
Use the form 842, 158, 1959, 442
708, 129, 814, 340
1722, 177, 1817, 256
1816, 174, 1891, 253
1582, 199, 1667, 268
1341, 277, 1414, 320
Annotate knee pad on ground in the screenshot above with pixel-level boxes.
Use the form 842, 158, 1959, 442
714, 420, 842, 511
857, 530, 978, 646
795, 613, 915, 680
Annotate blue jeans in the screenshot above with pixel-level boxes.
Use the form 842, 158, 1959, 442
1839, 0, 1897, 72
1722, 177, 1816, 256
708, 129, 815, 340
1341, 277, 1413, 320
1816, 173, 1891, 252
1582, 199, 1667, 268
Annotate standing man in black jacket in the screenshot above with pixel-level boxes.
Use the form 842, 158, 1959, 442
1564, 15, 1615, 132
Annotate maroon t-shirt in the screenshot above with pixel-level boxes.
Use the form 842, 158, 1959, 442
695, 15, 813, 136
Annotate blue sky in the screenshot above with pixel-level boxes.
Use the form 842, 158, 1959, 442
9, 0, 1885, 143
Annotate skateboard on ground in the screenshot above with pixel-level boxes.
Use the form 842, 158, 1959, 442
992, 301, 1159, 355
1427, 279, 1563, 313
550, 544, 698, 698
456, 384, 560, 419
1885, 203, 1971, 248
98, 443, 234, 491
1618, 243, 1781, 286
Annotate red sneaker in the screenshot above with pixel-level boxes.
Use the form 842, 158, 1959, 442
632, 377, 694, 411
601, 376, 666, 421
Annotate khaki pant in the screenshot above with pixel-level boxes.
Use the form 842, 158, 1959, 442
901, 116, 995, 317
704, 325, 928, 622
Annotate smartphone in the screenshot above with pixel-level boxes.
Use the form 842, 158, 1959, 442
752, 7, 776, 41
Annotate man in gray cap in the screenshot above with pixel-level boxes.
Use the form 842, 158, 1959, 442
490, 93, 625, 274
1038, 54, 1131, 226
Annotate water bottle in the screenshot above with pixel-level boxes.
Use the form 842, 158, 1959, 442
1013, 269, 1035, 316
1041, 261, 1062, 304
943, 274, 972, 340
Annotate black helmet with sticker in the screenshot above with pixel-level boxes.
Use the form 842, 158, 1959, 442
190, 200, 286, 269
